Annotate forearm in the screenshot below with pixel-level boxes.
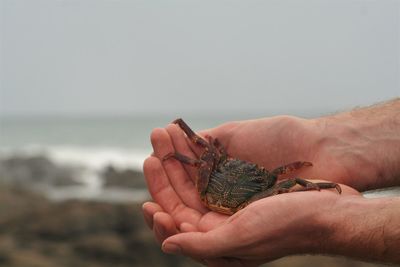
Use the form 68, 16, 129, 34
320, 196, 400, 263
313, 98, 400, 190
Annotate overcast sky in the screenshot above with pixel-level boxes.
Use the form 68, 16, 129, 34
0, 0, 399, 117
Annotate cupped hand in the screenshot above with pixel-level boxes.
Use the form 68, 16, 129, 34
143, 124, 236, 265
143, 118, 360, 266
159, 188, 360, 265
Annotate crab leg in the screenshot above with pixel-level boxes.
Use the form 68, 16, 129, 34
271, 161, 313, 176
173, 118, 210, 149
277, 178, 320, 191
163, 152, 205, 167
237, 178, 341, 211
273, 178, 341, 194
213, 138, 228, 160
163, 151, 211, 197
291, 180, 342, 194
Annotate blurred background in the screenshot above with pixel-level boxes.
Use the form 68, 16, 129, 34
0, 0, 399, 266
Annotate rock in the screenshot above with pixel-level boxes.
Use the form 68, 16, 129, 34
101, 165, 146, 188
73, 233, 129, 261
0, 186, 199, 267
0, 155, 82, 187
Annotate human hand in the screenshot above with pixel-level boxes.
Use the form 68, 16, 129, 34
144, 99, 400, 265
143, 125, 234, 265
156, 189, 361, 265
190, 114, 397, 191
142, 121, 359, 266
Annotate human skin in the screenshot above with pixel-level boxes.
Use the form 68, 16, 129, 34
142, 98, 400, 266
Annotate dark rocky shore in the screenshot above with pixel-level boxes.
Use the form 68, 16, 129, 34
0, 154, 146, 190
0, 186, 199, 267
0, 154, 196, 266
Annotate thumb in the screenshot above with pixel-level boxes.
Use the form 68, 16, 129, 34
161, 225, 238, 258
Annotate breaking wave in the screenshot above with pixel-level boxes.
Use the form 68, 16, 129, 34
0, 145, 151, 202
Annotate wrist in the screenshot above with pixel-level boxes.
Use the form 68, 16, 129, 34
311, 111, 400, 190
318, 196, 400, 263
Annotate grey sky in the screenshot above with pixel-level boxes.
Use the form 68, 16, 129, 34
0, 0, 399, 117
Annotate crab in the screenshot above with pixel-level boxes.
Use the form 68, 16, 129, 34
163, 118, 342, 215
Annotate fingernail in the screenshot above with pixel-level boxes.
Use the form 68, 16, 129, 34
163, 243, 181, 254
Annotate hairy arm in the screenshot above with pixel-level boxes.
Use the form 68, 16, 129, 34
322, 196, 400, 263
311, 98, 400, 190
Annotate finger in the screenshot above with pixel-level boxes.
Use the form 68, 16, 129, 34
162, 224, 238, 259
153, 212, 178, 245
184, 132, 207, 158
151, 127, 208, 213
179, 222, 198, 232
164, 124, 209, 213
165, 123, 198, 182
142, 202, 163, 229
163, 223, 276, 267
143, 156, 182, 209
151, 127, 175, 159
143, 156, 202, 226
176, 209, 229, 234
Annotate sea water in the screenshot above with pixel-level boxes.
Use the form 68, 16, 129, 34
0, 115, 241, 202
